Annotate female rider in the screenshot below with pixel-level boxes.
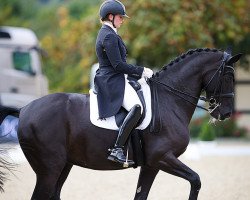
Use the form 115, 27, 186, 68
94, 0, 153, 166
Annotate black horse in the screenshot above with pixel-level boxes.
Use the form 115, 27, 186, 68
0, 48, 242, 200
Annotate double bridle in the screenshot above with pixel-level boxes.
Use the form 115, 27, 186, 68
149, 52, 235, 114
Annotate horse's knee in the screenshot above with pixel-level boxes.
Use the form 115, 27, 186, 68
190, 173, 201, 191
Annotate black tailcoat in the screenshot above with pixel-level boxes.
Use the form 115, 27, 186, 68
95, 25, 143, 118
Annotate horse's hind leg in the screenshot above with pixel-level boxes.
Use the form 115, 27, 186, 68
32, 171, 62, 200
134, 166, 159, 200
29, 156, 69, 200
158, 152, 201, 200
50, 163, 73, 200
19, 141, 68, 200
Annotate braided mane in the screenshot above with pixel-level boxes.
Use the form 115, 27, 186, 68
161, 48, 220, 71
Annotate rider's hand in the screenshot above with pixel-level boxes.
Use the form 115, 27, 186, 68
142, 67, 153, 78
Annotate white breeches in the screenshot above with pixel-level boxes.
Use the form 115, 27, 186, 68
122, 78, 143, 114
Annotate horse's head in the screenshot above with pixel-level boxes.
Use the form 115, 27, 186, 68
203, 52, 242, 120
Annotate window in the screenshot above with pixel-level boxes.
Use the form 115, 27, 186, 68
12, 51, 32, 73
0, 30, 11, 39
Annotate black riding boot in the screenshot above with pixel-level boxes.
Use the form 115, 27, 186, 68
108, 104, 142, 167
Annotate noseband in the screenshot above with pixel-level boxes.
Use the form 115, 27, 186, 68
201, 52, 235, 114
149, 52, 235, 114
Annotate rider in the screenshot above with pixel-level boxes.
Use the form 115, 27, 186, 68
95, 0, 153, 166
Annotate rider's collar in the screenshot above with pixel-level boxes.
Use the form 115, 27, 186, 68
103, 22, 117, 34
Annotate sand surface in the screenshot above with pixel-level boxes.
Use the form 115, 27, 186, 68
1, 140, 250, 200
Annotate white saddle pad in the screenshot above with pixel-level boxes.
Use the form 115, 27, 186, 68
89, 78, 152, 130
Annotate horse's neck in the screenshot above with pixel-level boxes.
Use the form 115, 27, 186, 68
157, 55, 208, 123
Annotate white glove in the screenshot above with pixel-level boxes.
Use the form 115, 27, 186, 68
142, 67, 153, 78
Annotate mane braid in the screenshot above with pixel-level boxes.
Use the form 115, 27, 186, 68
161, 48, 220, 71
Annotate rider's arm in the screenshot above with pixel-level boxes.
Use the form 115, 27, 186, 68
103, 33, 144, 79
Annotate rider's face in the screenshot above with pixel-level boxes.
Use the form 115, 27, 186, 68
108, 14, 124, 29
114, 15, 124, 28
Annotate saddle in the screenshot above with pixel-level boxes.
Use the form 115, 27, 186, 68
89, 78, 152, 131
115, 80, 147, 127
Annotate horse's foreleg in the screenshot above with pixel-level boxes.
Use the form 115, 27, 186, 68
158, 152, 201, 200
134, 166, 159, 200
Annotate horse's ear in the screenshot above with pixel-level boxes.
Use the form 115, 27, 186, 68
226, 53, 243, 65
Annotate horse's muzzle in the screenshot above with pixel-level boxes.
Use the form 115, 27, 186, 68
220, 111, 232, 120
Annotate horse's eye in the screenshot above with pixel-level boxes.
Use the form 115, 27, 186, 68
224, 76, 233, 83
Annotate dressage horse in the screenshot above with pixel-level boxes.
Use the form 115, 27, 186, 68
0, 48, 242, 200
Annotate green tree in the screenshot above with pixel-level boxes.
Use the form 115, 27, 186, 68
123, 0, 250, 67
0, 0, 40, 26
40, 5, 100, 92
1, 0, 249, 93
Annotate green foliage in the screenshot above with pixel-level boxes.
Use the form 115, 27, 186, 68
199, 122, 216, 141
189, 118, 203, 138
0, 0, 249, 93
124, 0, 250, 67
67, 0, 100, 19
40, 6, 100, 93
190, 114, 248, 139
214, 114, 248, 137
0, 0, 39, 26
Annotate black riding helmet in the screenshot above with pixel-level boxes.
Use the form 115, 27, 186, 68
99, 0, 129, 22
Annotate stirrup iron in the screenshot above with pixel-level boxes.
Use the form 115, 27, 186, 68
123, 146, 129, 168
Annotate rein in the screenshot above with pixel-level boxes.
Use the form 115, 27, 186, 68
149, 78, 209, 111
149, 52, 234, 114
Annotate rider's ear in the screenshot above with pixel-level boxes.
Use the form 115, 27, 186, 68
108, 14, 114, 21
227, 53, 243, 65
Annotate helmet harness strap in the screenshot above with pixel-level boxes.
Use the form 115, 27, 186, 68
110, 14, 116, 28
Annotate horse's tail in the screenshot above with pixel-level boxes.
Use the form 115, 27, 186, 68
0, 105, 20, 124
0, 144, 16, 192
